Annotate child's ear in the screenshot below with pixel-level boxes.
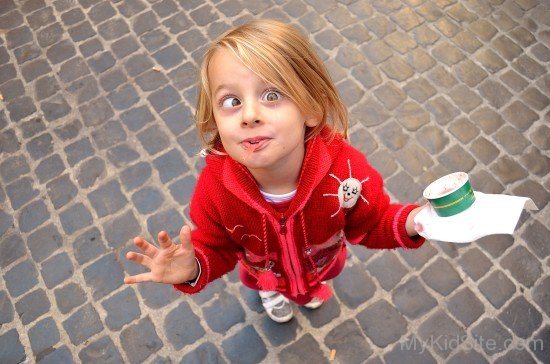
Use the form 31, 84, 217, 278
305, 115, 321, 127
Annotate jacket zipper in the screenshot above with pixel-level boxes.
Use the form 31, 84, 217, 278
277, 214, 306, 296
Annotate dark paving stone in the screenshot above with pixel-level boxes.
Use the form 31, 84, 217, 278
500, 245, 542, 287
446, 287, 484, 327
478, 270, 516, 309
120, 317, 163, 364
447, 350, 489, 364
46, 39, 76, 64
383, 335, 437, 364
120, 161, 152, 191
259, 313, 300, 347
153, 149, 189, 184
59, 202, 93, 234
418, 310, 465, 359
121, 105, 155, 132
76, 156, 106, 189
357, 299, 408, 348
147, 85, 181, 113
520, 148, 550, 179
471, 318, 512, 356
137, 125, 171, 155
15, 288, 50, 325
103, 209, 141, 249
88, 179, 128, 218
4, 259, 39, 297
503, 100, 538, 131
299, 295, 341, 328
39, 94, 71, 121
333, 264, 376, 309
79, 336, 123, 363
532, 276, 550, 317
41, 252, 74, 289
36, 154, 66, 184
0, 233, 26, 268
470, 137, 500, 165
494, 349, 537, 364
138, 281, 180, 309
0, 329, 26, 364
366, 251, 409, 291
420, 257, 463, 296
202, 292, 246, 333
78, 97, 114, 127
530, 325, 549, 363
164, 301, 205, 350
456, 248, 492, 281
72, 227, 106, 265
135, 68, 169, 92
0, 290, 14, 324
477, 234, 514, 258
83, 253, 124, 300
26, 223, 62, 263
169, 175, 196, 205
239, 285, 263, 313
92, 119, 128, 150
521, 219, 550, 259
392, 276, 437, 319
62, 303, 103, 345
498, 296, 543, 339
29, 317, 60, 358
102, 287, 140, 331
325, 319, 373, 362
179, 342, 226, 364
46, 174, 78, 210
277, 333, 327, 364
38, 345, 74, 364
54, 282, 87, 314
437, 144, 476, 172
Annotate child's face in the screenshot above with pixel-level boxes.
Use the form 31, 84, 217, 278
208, 48, 319, 176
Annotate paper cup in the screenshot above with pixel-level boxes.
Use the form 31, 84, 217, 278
423, 172, 475, 217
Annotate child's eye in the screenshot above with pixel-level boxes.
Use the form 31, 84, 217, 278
222, 97, 240, 108
262, 90, 282, 102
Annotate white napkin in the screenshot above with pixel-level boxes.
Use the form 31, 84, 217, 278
414, 192, 538, 243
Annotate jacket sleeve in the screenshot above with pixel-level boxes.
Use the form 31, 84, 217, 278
174, 166, 241, 294
342, 146, 425, 250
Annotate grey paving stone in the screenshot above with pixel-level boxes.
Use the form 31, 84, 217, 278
366, 251, 408, 291
478, 270, 516, 309
500, 245, 541, 287
102, 287, 141, 331
38, 345, 74, 364
103, 209, 140, 249
438, 145, 476, 172
0, 290, 14, 324
62, 303, 103, 345
179, 342, 226, 364
456, 248, 492, 281
277, 333, 326, 364
88, 180, 128, 218
138, 280, 180, 309
0, 78, 25, 102
0, 329, 26, 364
25, 224, 61, 263
72, 227, 106, 265
54, 282, 87, 314
64, 138, 94, 166
120, 161, 152, 191
83, 253, 124, 300
357, 299, 408, 348
417, 310, 465, 359
384, 334, 437, 364
333, 264, 376, 309
164, 301, 205, 350
259, 313, 300, 347
79, 336, 124, 363
153, 148, 189, 184
120, 317, 163, 364
447, 350, 489, 364
29, 316, 60, 358
299, 294, 341, 328
92, 119, 128, 150
121, 105, 155, 132
41, 252, 74, 289
471, 317, 512, 356
498, 296, 543, 339
6, 176, 38, 210
59, 202, 93, 234
15, 288, 50, 325
530, 325, 549, 363
446, 287, 484, 327
36, 154, 65, 184
392, 276, 437, 319
494, 349, 537, 364
132, 186, 165, 215
46, 174, 78, 209
420, 257, 463, 296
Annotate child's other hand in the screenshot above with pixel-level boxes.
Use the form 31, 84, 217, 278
124, 225, 198, 285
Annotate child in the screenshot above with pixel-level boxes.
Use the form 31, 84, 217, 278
124, 19, 425, 323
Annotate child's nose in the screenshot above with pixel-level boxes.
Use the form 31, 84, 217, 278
241, 102, 261, 127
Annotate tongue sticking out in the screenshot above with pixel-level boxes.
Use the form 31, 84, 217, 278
243, 142, 262, 161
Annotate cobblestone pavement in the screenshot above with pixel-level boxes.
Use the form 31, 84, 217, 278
0, 0, 549, 363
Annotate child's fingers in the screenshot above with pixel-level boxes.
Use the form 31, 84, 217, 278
157, 230, 174, 249
126, 251, 153, 269
179, 225, 193, 250
133, 237, 158, 258
124, 272, 152, 284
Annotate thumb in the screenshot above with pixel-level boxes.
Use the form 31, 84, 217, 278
179, 225, 193, 250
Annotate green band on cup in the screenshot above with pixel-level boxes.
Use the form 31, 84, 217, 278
423, 172, 476, 217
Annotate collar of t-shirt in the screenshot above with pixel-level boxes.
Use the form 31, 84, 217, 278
260, 189, 296, 213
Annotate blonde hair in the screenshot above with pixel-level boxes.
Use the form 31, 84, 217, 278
195, 19, 348, 151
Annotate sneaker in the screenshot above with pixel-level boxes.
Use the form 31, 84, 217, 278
259, 291, 293, 323
303, 297, 323, 309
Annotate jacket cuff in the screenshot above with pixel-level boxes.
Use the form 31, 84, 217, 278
393, 204, 425, 249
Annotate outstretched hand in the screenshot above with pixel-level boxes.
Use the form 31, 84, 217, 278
124, 225, 198, 285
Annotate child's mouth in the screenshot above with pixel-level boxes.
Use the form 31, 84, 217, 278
242, 137, 270, 151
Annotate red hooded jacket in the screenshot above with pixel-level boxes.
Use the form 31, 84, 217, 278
174, 129, 425, 304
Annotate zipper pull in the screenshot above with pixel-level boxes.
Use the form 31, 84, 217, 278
279, 215, 287, 235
